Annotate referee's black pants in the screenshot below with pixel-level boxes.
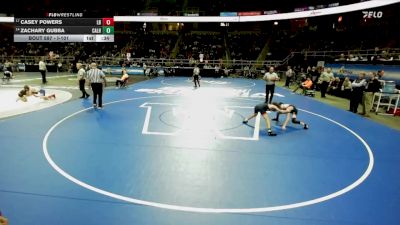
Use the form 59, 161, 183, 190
79, 79, 89, 97
193, 75, 200, 87
265, 84, 275, 103
91, 83, 103, 107
320, 81, 329, 97
40, 70, 47, 84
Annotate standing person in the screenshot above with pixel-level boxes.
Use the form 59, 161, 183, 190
4, 60, 12, 72
272, 103, 309, 130
38, 57, 47, 84
263, 66, 279, 103
362, 72, 381, 115
57, 61, 63, 73
311, 66, 321, 90
87, 63, 107, 109
340, 76, 352, 99
377, 70, 385, 79
193, 64, 201, 88
243, 65, 250, 78
349, 72, 367, 113
285, 66, 294, 87
214, 64, 220, 78
242, 102, 282, 136
77, 63, 89, 99
319, 67, 334, 98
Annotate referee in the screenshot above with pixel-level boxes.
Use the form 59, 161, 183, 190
87, 63, 107, 109
263, 66, 279, 103
193, 64, 201, 88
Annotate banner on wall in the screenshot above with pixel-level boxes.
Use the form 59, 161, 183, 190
101, 66, 144, 75
326, 63, 400, 85
100, 66, 165, 76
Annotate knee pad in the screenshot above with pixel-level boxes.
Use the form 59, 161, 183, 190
292, 118, 300, 124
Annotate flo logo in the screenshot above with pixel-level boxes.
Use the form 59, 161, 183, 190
362, 11, 383, 19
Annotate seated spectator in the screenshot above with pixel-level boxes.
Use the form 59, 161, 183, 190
291, 74, 306, 90
145, 67, 151, 77
293, 77, 313, 94
116, 69, 129, 88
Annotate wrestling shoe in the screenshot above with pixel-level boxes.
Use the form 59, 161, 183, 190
268, 130, 277, 136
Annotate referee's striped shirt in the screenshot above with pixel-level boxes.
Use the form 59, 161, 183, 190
87, 68, 105, 83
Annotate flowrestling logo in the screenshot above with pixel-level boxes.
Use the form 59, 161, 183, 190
362, 11, 383, 19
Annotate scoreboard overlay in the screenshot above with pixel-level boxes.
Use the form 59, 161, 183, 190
14, 17, 114, 42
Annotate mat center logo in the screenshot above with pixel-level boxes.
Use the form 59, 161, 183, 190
140, 102, 262, 141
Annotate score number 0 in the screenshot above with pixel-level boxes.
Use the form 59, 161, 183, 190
102, 18, 114, 26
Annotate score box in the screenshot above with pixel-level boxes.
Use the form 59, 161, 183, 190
102, 26, 114, 34
102, 18, 114, 26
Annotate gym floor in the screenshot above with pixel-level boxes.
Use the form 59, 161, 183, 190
0, 75, 399, 225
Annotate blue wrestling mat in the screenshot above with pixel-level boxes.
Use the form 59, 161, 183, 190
0, 77, 399, 225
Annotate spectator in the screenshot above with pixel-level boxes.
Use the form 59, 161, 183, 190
57, 61, 63, 72
4, 60, 12, 72
223, 67, 229, 77
319, 68, 334, 98
350, 72, 367, 113
362, 72, 381, 115
293, 77, 313, 94
377, 70, 385, 79
340, 77, 352, 99
310, 66, 320, 90
285, 66, 294, 87
327, 77, 341, 96
38, 57, 47, 84
243, 65, 250, 78
214, 64, 220, 78
116, 69, 129, 88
